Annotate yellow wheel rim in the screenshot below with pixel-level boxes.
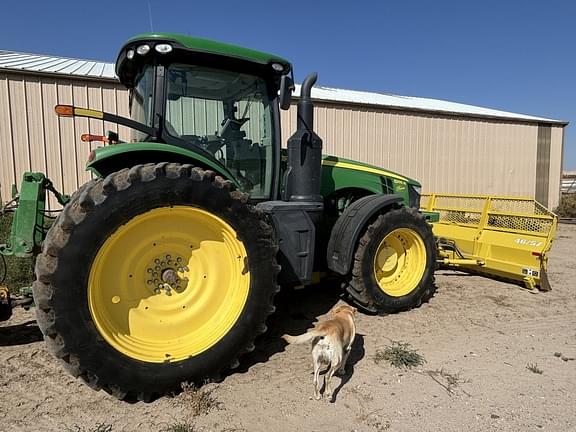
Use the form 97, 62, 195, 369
373, 228, 427, 297
88, 206, 250, 363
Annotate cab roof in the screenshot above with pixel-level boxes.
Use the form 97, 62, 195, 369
125, 32, 291, 69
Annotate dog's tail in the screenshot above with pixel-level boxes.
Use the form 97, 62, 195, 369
282, 330, 322, 345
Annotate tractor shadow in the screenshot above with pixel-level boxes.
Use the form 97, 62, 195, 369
236, 281, 349, 373
0, 320, 43, 347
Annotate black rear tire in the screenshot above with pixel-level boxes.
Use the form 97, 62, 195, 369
33, 163, 279, 400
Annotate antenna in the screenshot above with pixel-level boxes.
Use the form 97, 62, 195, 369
147, 1, 154, 32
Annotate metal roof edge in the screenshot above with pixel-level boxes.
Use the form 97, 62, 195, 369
306, 96, 570, 127
0, 49, 117, 80
292, 84, 567, 126
0, 50, 567, 125
0, 66, 120, 83
0, 49, 112, 68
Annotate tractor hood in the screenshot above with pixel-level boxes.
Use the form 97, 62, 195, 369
321, 155, 421, 187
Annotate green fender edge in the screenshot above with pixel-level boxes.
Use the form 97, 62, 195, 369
87, 142, 241, 188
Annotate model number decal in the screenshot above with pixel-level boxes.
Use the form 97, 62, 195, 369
515, 238, 542, 247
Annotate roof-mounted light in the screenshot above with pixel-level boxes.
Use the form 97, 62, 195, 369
136, 44, 151, 55
126, 49, 135, 60
271, 62, 284, 72
155, 43, 173, 54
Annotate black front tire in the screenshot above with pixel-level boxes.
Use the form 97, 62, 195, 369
345, 207, 436, 314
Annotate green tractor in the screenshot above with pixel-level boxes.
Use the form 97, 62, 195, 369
0, 33, 436, 400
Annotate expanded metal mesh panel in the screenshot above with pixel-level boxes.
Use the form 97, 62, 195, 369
423, 194, 555, 235
438, 210, 482, 226
487, 214, 553, 234
434, 196, 486, 211
489, 198, 552, 216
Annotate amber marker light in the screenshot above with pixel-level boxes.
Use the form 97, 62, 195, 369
81, 134, 108, 143
55, 105, 74, 116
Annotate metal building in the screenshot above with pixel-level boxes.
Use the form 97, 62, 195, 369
0, 50, 567, 209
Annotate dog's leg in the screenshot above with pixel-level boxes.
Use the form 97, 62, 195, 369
337, 347, 351, 376
324, 362, 339, 400
313, 357, 322, 400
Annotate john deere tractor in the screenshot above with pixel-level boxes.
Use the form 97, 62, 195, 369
0, 33, 437, 400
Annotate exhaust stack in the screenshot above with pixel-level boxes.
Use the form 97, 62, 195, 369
284, 73, 323, 202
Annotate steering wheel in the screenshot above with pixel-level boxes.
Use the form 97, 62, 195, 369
219, 117, 250, 138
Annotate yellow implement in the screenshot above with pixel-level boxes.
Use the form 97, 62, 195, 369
421, 194, 558, 291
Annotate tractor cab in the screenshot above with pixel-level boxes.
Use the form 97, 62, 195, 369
114, 33, 294, 199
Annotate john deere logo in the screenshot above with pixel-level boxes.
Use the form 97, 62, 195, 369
515, 238, 542, 247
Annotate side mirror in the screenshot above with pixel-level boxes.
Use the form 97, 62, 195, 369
279, 75, 294, 110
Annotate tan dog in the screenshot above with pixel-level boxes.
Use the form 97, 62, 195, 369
283, 304, 357, 400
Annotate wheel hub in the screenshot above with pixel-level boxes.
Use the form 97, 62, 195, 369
145, 254, 189, 295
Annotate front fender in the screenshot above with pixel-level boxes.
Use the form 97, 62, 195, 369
87, 142, 240, 187
326, 194, 403, 275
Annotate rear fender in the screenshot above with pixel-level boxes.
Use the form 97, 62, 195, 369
327, 194, 403, 275
87, 143, 240, 187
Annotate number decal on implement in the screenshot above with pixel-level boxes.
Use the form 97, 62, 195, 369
515, 238, 542, 247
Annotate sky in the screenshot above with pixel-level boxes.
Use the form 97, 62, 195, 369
1, 0, 574, 169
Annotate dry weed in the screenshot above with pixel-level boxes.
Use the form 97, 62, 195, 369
425, 368, 470, 396
374, 341, 425, 369
526, 363, 543, 374
65, 424, 113, 432
176, 382, 221, 416
159, 421, 197, 432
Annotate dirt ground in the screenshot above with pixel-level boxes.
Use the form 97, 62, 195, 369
1, 224, 575, 432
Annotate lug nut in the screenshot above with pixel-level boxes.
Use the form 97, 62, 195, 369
163, 283, 173, 296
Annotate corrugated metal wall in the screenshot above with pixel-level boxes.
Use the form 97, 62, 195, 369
282, 102, 564, 208
0, 71, 129, 208
0, 70, 564, 210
